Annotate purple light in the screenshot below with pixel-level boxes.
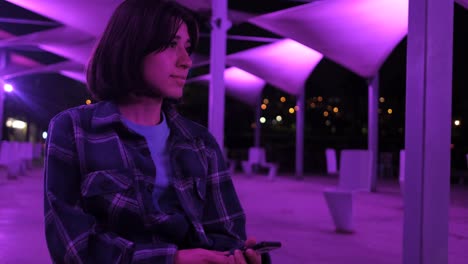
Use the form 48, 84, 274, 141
4, 0, 118, 37
224, 67, 266, 106
186, 67, 266, 107
249, 0, 408, 78
227, 39, 323, 95
3, 83, 14, 93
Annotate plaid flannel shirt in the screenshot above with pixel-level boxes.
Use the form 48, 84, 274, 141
44, 101, 247, 263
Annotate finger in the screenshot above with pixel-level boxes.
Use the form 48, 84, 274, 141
245, 248, 261, 264
203, 249, 230, 256
228, 255, 236, 264
212, 250, 230, 255
245, 237, 257, 248
234, 250, 247, 264
207, 253, 229, 264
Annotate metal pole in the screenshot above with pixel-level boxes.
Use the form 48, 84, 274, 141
0, 50, 8, 141
208, 0, 231, 149
295, 88, 305, 179
368, 75, 379, 192
403, 0, 453, 263
254, 96, 261, 148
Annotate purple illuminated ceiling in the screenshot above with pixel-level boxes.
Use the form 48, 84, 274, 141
4, 0, 119, 37
227, 39, 323, 96
2, 61, 83, 80
189, 67, 266, 107
0, 27, 92, 48
458, 0, 468, 9
4, 0, 254, 38
3, 0, 465, 84
0, 27, 95, 65
249, 0, 408, 78
0, 26, 206, 77
60, 70, 87, 83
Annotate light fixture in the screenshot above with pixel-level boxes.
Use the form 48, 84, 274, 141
3, 83, 13, 93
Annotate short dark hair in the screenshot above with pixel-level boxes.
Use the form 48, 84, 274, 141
87, 0, 199, 102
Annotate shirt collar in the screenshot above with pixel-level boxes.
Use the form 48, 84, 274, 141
91, 100, 195, 141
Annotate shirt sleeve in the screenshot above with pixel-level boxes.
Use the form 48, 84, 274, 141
200, 134, 247, 251
202, 134, 272, 264
44, 111, 177, 264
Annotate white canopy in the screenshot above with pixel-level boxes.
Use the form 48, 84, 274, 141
188, 67, 266, 107
249, 0, 408, 78
1, 60, 83, 80
4, 0, 255, 38
227, 39, 323, 96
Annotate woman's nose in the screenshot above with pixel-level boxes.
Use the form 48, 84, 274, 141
178, 49, 192, 69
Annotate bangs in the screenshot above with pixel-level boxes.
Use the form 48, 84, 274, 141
143, 2, 199, 55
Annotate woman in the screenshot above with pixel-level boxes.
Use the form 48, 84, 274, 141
44, 0, 267, 263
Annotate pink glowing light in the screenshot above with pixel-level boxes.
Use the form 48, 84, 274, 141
249, 0, 408, 78
223, 67, 266, 106
227, 39, 323, 95
187, 67, 266, 107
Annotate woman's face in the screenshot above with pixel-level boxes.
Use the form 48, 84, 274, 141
142, 22, 192, 99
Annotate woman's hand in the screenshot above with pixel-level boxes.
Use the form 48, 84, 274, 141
174, 248, 229, 264
226, 237, 262, 264
243, 237, 262, 264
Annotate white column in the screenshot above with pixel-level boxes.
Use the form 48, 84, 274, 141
208, 0, 231, 148
403, 0, 453, 263
0, 50, 8, 141
368, 75, 379, 192
296, 88, 305, 179
254, 96, 261, 148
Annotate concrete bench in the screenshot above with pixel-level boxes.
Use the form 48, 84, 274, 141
338, 150, 371, 191
10, 142, 33, 174
324, 188, 355, 233
223, 148, 237, 175
399, 150, 405, 196
325, 148, 338, 175
31, 142, 44, 166
241, 147, 278, 180
323, 149, 371, 233
0, 141, 23, 179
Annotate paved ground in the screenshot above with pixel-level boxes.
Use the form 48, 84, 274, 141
1, 168, 467, 264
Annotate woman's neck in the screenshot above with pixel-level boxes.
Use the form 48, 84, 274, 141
118, 96, 163, 126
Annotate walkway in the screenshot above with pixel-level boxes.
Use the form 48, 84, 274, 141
1, 168, 467, 263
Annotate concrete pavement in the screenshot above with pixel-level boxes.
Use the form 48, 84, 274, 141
1, 168, 467, 263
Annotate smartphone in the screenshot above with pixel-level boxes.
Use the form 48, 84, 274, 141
246, 241, 282, 254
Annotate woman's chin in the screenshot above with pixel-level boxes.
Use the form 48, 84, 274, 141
165, 91, 183, 100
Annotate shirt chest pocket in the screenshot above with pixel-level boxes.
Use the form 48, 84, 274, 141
172, 176, 206, 222
171, 144, 212, 202
80, 169, 141, 219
